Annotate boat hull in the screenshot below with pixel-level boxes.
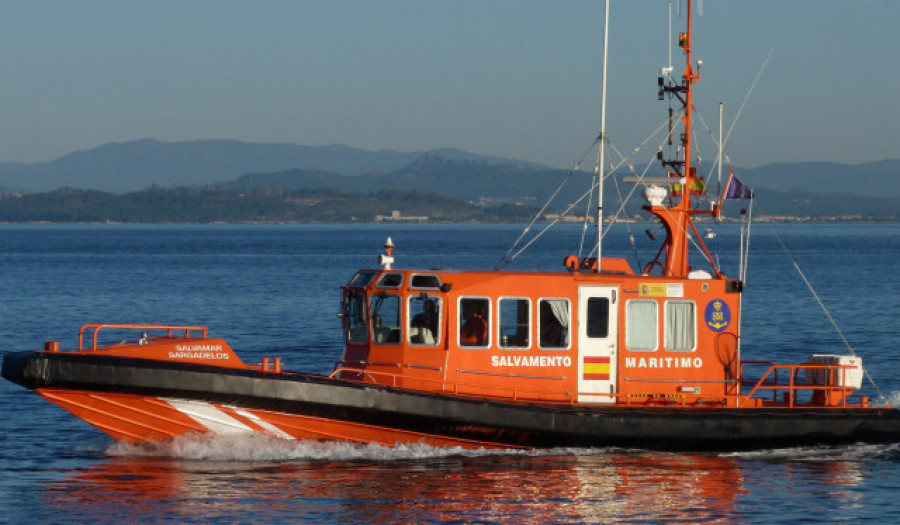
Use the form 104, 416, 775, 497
4, 350, 900, 452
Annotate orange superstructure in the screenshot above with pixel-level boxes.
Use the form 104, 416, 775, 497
334, 248, 860, 411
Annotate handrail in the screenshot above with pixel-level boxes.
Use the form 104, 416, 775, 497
79, 323, 209, 351
405, 364, 442, 372
334, 360, 442, 373
625, 378, 739, 384
457, 368, 568, 382
328, 363, 876, 409
327, 359, 868, 408
741, 361, 858, 383
329, 366, 574, 403
739, 361, 859, 408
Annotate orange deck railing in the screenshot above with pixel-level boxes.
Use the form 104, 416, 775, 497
52, 329, 873, 409
78, 323, 209, 351
330, 359, 874, 409
329, 363, 572, 403
738, 360, 864, 408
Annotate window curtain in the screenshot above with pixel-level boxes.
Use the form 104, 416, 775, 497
626, 300, 657, 351
665, 301, 695, 351
548, 299, 570, 346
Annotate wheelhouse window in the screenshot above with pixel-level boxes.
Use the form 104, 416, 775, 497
626, 299, 658, 351
539, 298, 570, 349
344, 290, 368, 344
665, 300, 696, 352
370, 293, 401, 344
408, 294, 441, 346
586, 297, 610, 338
376, 273, 403, 289
499, 298, 530, 349
459, 297, 489, 348
347, 270, 378, 288
410, 273, 442, 290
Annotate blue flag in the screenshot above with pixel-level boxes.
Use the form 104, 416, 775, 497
725, 173, 752, 199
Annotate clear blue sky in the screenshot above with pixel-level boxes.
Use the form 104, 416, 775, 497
0, 0, 897, 169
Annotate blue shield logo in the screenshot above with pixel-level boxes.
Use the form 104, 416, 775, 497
705, 299, 731, 332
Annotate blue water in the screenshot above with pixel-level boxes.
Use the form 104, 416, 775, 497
1, 222, 899, 523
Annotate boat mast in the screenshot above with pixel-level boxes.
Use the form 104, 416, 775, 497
650, 0, 711, 278
672, 0, 698, 277
594, 0, 611, 272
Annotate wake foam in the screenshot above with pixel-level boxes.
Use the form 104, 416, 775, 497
884, 390, 900, 408
720, 442, 900, 462
106, 433, 617, 462
107, 434, 900, 464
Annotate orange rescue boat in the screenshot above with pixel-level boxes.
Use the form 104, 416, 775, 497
3, 0, 898, 451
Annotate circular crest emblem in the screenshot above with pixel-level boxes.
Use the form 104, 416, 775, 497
704, 299, 731, 332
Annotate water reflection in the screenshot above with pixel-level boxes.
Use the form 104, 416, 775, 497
602, 454, 745, 522
38, 437, 881, 523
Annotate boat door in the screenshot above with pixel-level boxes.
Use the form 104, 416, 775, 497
577, 286, 618, 403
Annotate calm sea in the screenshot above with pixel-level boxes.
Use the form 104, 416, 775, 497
0, 222, 898, 523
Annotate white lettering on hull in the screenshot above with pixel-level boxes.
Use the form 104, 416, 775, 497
169, 344, 230, 360
624, 356, 703, 368
491, 355, 573, 367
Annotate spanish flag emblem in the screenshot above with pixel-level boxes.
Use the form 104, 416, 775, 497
583, 356, 611, 381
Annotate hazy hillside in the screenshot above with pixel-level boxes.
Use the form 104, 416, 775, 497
739, 159, 900, 198
0, 138, 896, 218
223, 155, 899, 219
0, 186, 538, 223
225, 154, 588, 204
0, 139, 542, 193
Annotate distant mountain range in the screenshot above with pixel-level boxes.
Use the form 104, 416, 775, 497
0, 139, 544, 194
222, 158, 900, 218
0, 139, 897, 218
221, 153, 579, 204
737, 159, 900, 199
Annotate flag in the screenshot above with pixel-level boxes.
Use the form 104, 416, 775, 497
724, 173, 752, 199
583, 356, 610, 381
671, 177, 706, 196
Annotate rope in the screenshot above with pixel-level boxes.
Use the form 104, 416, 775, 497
692, 47, 774, 190
494, 140, 597, 270
498, 114, 672, 268
607, 155, 643, 270
723, 46, 775, 149
504, 181, 601, 263
756, 203, 887, 404
578, 141, 599, 259
601, 142, 657, 235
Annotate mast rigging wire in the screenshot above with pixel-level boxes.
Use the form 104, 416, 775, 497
752, 203, 887, 404
497, 114, 673, 269
494, 139, 598, 270
723, 47, 775, 149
